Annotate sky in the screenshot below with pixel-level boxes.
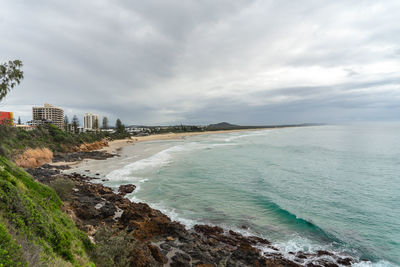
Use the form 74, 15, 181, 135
0, 0, 399, 126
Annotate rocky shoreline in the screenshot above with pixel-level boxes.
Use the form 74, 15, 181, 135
27, 163, 356, 267
52, 150, 117, 162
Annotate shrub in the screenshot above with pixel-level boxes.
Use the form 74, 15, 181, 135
0, 221, 27, 266
16, 130, 29, 140
91, 226, 136, 267
0, 156, 93, 265
49, 177, 75, 202
0, 145, 7, 157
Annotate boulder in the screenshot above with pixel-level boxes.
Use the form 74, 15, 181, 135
118, 184, 136, 195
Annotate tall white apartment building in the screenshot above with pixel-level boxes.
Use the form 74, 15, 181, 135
83, 112, 99, 131
32, 103, 64, 129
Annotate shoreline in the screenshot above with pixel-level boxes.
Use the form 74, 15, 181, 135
103, 128, 274, 154
46, 127, 363, 266
54, 128, 274, 170
29, 163, 355, 267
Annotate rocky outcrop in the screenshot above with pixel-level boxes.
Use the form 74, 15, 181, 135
13, 140, 110, 168
52, 150, 115, 162
31, 168, 355, 267
74, 140, 109, 152
118, 184, 136, 195
14, 148, 53, 168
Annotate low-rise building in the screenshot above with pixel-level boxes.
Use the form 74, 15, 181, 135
15, 124, 35, 131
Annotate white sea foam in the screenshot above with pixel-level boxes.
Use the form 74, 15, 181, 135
106, 141, 237, 182
224, 130, 270, 142
263, 236, 399, 267
128, 196, 199, 229
353, 260, 398, 267
266, 235, 336, 264
105, 145, 184, 181
127, 195, 398, 267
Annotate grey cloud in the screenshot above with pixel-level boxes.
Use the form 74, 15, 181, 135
1, 0, 399, 125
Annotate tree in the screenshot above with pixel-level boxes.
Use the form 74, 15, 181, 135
63, 115, 69, 131
102, 116, 108, 129
93, 118, 99, 131
0, 60, 24, 102
115, 118, 125, 134
72, 115, 80, 134
17, 116, 21, 125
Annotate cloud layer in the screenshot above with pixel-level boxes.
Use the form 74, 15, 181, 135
1, 0, 399, 125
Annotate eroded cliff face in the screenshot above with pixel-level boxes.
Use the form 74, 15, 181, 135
13, 140, 110, 168
74, 140, 109, 152
14, 147, 53, 168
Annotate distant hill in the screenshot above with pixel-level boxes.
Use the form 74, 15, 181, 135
206, 122, 239, 130
205, 122, 325, 131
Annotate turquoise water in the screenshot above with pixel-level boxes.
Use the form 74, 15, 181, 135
104, 124, 400, 266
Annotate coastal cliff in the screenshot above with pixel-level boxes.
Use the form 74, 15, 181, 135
0, 156, 94, 266
26, 163, 355, 267
0, 125, 356, 266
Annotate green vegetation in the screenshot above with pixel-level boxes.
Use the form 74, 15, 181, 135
115, 118, 125, 134
0, 123, 130, 157
0, 60, 24, 102
90, 227, 136, 267
148, 124, 206, 135
0, 156, 94, 266
0, 220, 25, 267
0, 122, 131, 266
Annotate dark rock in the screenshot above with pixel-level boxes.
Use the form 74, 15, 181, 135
194, 225, 224, 236
99, 202, 116, 218
171, 252, 191, 267
316, 250, 334, 257
73, 202, 100, 220
148, 244, 167, 264
231, 243, 260, 264
118, 184, 136, 196
26, 167, 60, 183
52, 150, 115, 163
296, 253, 308, 259
337, 257, 353, 266
159, 243, 171, 251
27, 160, 353, 267
42, 163, 71, 170
129, 243, 159, 267
315, 261, 338, 267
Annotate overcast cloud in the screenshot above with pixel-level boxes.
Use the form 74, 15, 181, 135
0, 0, 399, 125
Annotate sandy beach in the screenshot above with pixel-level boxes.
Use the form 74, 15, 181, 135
59, 128, 272, 179
103, 129, 270, 154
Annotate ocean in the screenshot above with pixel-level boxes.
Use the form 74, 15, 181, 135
89, 124, 400, 266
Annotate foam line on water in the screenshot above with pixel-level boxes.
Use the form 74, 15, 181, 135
105, 145, 184, 181
223, 130, 271, 142
129, 196, 199, 229
262, 236, 399, 267
105, 142, 237, 182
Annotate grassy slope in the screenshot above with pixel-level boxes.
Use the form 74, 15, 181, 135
0, 156, 94, 266
0, 124, 108, 156
0, 124, 131, 265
